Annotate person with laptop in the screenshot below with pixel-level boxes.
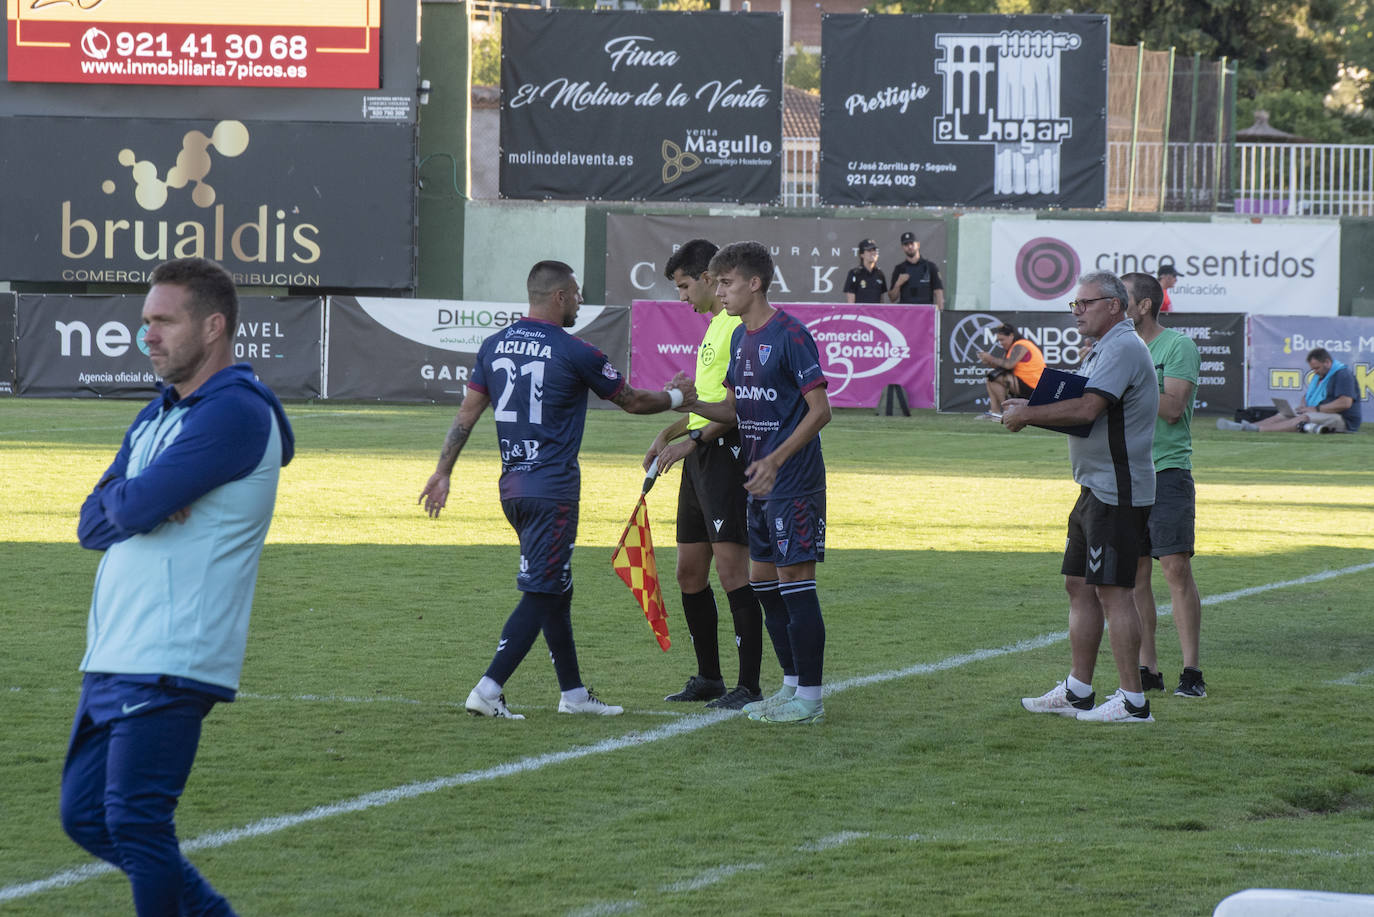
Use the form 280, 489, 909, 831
1217, 347, 1361, 434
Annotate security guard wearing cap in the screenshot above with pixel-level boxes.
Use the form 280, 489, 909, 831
843, 239, 887, 304
889, 230, 945, 308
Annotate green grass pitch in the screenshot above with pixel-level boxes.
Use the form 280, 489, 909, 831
2, 400, 1372, 915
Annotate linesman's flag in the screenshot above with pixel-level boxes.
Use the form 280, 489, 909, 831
611, 462, 671, 651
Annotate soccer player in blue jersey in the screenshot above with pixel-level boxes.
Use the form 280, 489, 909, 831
420, 260, 697, 719
690, 241, 832, 725
65, 258, 294, 915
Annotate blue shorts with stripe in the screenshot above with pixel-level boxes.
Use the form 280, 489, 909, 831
502, 497, 576, 594
747, 492, 826, 567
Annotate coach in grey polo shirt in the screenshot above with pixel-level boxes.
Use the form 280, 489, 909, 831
1002, 270, 1160, 724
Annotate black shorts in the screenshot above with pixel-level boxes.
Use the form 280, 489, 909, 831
1061, 486, 1150, 587
676, 429, 749, 545
1143, 468, 1195, 559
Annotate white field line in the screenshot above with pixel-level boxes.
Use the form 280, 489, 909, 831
4, 560, 1372, 906
1327, 665, 1374, 686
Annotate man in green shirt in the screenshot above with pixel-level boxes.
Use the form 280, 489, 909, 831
1123, 272, 1207, 698
643, 239, 763, 710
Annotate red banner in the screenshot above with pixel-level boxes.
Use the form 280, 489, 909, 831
7, 1, 379, 88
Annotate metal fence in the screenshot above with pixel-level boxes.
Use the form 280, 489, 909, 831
1234, 142, 1374, 216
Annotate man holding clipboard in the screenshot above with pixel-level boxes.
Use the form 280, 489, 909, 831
1001, 271, 1160, 724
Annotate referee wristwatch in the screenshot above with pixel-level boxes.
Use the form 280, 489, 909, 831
688, 428, 703, 444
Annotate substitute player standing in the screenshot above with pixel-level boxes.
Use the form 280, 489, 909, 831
1003, 270, 1159, 723
691, 241, 832, 725
644, 239, 765, 710
1122, 272, 1206, 698
420, 261, 696, 719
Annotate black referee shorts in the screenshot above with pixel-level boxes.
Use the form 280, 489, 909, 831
676, 429, 749, 545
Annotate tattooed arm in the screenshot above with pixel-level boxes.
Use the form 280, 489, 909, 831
419, 391, 491, 519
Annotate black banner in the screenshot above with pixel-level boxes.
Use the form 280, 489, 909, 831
16, 294, 323, 398
0, 117, 416, 289
500, 9, 782, 203
0, 293, 14, 395
819, 14, 1108, 208
325, 297, 631, 403
939, 311, 1244, 414
605, 213, 947, 305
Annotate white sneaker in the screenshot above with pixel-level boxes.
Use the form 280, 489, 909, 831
1075, 690, 1154, 723
1216, 419, 1244, 431
1021, 681, 1094, 717
465, 687, 525, 719
557, 689, 624, 716
743, 685, 797, 720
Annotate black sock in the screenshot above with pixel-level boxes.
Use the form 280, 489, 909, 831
680, 587, 722, 681
726, 584, 763, 692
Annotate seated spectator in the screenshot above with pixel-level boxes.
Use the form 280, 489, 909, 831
1218, 347, 1362, 434
976, 322, 1045, 418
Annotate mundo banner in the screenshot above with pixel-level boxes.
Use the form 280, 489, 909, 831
819, 14, 1107, 208
939, 310, 1244, 414
631, 301, 935, 409
500, 9, 782, 203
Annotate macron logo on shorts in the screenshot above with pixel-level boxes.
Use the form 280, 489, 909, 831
713, 519, 724, 532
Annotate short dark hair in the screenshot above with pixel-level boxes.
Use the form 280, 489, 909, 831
664, 239, 718, 281
1307, 347, 1332, 364
1121, 271, 1165, 319
708, 241, 773, 287
150, 257, 239, 330
993, 323, 1017, 338
1157, 262, 1178, 277
527, 260, 577, 300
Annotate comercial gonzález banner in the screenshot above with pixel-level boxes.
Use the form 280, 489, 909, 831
989, 219, 1341, 314
500, 9, 782, 203
819, 14, 1108, 208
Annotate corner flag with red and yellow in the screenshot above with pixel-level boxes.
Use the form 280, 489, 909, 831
611, 492, 671, 652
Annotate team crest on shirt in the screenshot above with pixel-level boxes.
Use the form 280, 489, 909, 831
774, 517, 784, 532
758, 344, 772, 365
601, 362, 618, 380
777, 538, 789, 555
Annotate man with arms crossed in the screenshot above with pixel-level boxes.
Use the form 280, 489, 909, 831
1002, 271, 1159, 723
1123, 272, 1206, 698
692, 241, 832, 725
421, 261, 696, 719
644, 239, 765, 709
66, 257, 295, 915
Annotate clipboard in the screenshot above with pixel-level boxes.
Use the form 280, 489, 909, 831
1027, 368, 1094, 437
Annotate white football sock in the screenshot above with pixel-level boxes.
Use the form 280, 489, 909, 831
476, 676, 503, 700
795, 685, 822, 702
1067, 674, 1092, 698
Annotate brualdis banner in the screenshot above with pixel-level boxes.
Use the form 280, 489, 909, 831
632, 301, 936, 409
500, 9, 782, 203
6, 0, 380, 88
819, 14, 1108, 208
0, 116, 416, 289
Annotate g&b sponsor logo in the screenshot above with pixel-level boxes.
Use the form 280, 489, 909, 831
806, 312, 912, 396
57, 120, 323, 284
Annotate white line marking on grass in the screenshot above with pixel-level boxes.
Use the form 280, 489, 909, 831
566, 902, 641, 917
800, 831, 871, 852
236, 692, 689, 717
659, 863, 766, 893
1328, 665, 1374, 686
6, 560, 1373, 906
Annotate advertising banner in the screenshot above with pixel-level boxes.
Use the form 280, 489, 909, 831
632, 300, 935, 409
1247, 315, 1374, 409
0, 116, 416, 289
15, 294, 323, 398
500, 9, 782, 203
605, 213, 947, 306
7, 0, 380, 88
939, 310, 1245, 414
989, 219, 1341, 314
0, 293, 13, 395
326, 298, 631, 403
819, 14, 1108, 208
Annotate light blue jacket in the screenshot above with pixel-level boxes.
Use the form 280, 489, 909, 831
77, 364, 295, 694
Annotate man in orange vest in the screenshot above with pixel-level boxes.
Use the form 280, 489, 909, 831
977, 322, 1045, 417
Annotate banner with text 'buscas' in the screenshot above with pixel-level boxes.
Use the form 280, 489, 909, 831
325, 298, 631, 403
0, 116, 416, 289
15, 294, 322, 398
1247, 315, 1374, 409
820, 14, 1107, 208
500, 9, 782, 203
